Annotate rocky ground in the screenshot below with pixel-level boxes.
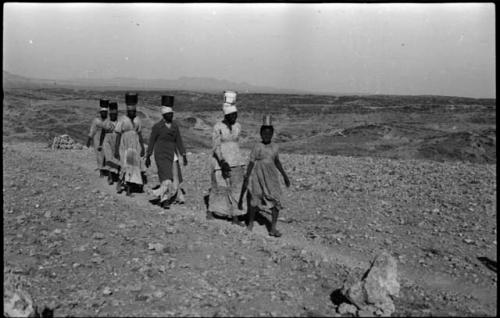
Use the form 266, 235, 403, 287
3, 141, 497, 317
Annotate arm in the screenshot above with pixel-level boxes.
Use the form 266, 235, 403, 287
98, 128, 106, 150
146, 124, 158, 158
138, 131, 145, 157
114, 118, 122, 159
238, 161, 255, 209
87, 119, 97, 148
175, 124, 187, 165
274, 154, 290, 187
86, 136, 92, 148
212, 124, 230, 176
114, 133, 121, 159
145, 125, 158, 167
212, 125, 223, 163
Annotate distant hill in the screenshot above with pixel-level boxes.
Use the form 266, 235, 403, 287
3, 71, 317, 94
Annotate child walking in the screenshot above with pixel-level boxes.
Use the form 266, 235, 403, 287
238, 115, 290, 237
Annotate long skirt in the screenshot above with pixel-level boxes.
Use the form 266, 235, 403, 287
208, 165, 247, 217
150, 159, 185, 204
93, 131, 105, 170
119, 130, 144, 185
247, 160, 283, 212
102, 132, 120, 174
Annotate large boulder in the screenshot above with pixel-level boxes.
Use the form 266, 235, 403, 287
4, 287, 36, 318
4, 270, 36, 318
341, 251, 400, 317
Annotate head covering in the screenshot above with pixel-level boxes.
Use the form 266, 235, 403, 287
223, 91, 237, 104
160, 95, 174, 114
223, 102, 237, 115
100, 99, 110, 107
161, 106, 173, 114
99, 99, 109, 112
125, 93, 138, 106
262, 114, 273, 126
108, 102, 118, 112
161, 95, 174, 107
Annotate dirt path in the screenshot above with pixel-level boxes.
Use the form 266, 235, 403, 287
3, 142, 497, 317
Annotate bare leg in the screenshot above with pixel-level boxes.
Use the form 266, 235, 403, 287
269, 207, 282, 237
232, 215, 244, 227
116, 179, 123, 193
246, 205, 256, 231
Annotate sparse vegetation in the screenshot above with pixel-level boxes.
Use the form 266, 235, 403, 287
3, 87, 497, 317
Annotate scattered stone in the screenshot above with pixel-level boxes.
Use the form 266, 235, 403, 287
152, 290, 165, 298
102, 287, 112, 296
93, 233, 105, 240
337, 303, 357, 315
91, 256, 104, 264
148, 243, 166, 253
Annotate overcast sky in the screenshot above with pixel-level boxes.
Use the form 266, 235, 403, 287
3, 3, 495, 98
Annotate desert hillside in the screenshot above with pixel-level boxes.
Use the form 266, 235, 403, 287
3, 87, 497, 317
2, 87, 496, 164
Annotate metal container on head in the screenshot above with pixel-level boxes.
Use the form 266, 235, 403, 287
223, 91, 237, 104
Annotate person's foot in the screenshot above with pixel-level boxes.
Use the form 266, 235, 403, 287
116, 182, 123, 193
161, 201, 170, 209
232, 218, 245, 227
206, 211, 214, 220
107, 175, 114, 185
149, 197, 161, 205
246, 224, 254, 232
126, 184, 132, 196
269, 229, 282, 237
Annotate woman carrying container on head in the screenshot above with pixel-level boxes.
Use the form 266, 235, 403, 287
99, 101, 121, 185
205, 91, 247, 226
86, 99, 109, 177
114, 93, 146, 196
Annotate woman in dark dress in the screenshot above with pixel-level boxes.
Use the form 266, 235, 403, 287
145, 95, 188, 209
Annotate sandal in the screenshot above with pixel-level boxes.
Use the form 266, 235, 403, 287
161, 201, 171, 209
269, 230, 282, 237
232, 220, 245, 227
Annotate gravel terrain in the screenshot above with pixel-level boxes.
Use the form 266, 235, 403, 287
3, 141, 496, 317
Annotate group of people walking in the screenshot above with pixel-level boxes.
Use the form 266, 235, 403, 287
87, 91, 290, 237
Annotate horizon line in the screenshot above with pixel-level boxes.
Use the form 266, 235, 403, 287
3, 69, 496, 100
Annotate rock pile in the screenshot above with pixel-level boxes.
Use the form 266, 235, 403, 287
338, 251, 400, 317
50, 135, 83, 150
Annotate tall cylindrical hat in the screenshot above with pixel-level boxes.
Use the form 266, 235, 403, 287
100, 99, 109, 107
108, 102, 118, 112
125, 93, 138, 106
161, 95, 174, 107
223, 91, 237, 104
160, 95, 174, 114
